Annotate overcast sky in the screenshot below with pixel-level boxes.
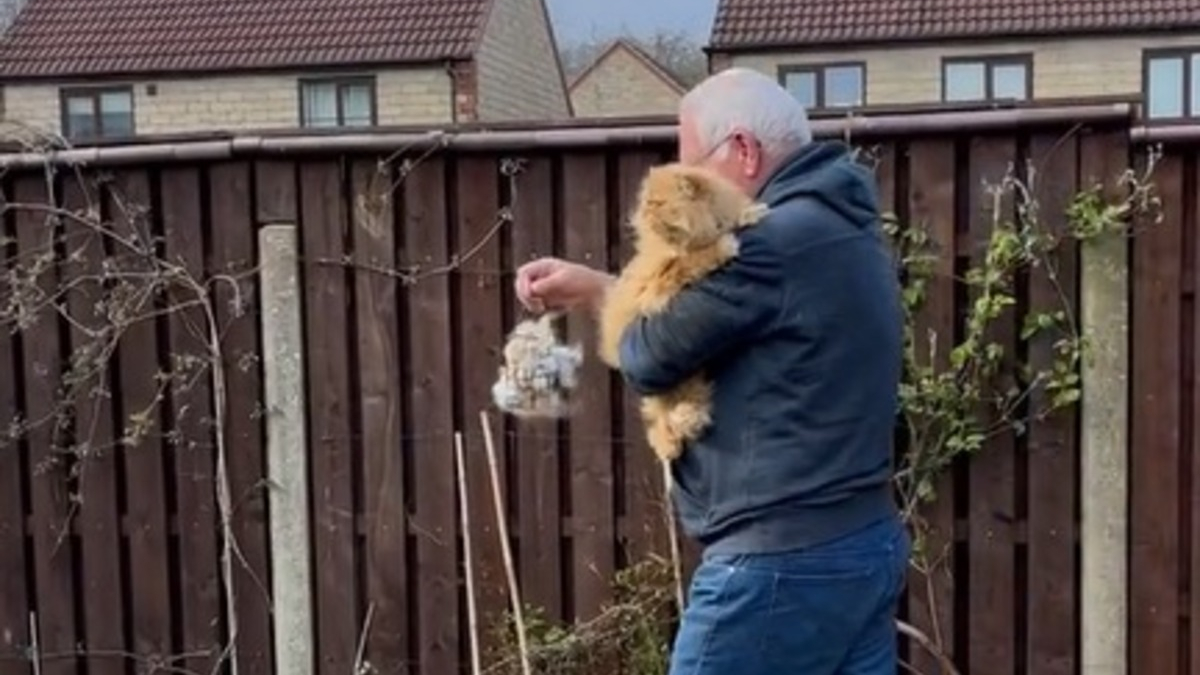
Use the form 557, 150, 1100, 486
545, 0, 719, 44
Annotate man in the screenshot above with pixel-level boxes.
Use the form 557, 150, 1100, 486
514, 67, 910, 675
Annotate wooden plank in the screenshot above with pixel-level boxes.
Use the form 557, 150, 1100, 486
613, 150, 668, 563
299, 159, 358, 675
0, 178, 30, 675
1024, 132, 1080, 675
256, 160, 298, 225
109, 169, 174, 665
903, 138, 958, 673
1129, 146, 1183, 675
1191, 145, 1200, 675
13, 173, 78, 675
208, 161, 274, 675
873, 142, 898, 216
452, 155, 509, 658
349, 158, 409, 672
509, 156, 564, 621
402, 155, 459, 675
966, 134, 1019, 675
161, 166, 221, 674
60, 174, 125, 675
561, 152, 615, 620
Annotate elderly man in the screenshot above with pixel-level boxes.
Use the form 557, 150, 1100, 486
514, 67, 909, 674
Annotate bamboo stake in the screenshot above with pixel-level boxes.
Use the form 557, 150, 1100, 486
455, 431, 483, 675
479, 410, 531, 675
28, 612, 40, 675
661, 460, 686, 613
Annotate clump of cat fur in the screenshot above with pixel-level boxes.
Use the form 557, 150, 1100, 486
598, 162, 768, 461
492, 313, 584, 419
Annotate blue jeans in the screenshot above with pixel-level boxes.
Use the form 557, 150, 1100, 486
668, 516, 911, 675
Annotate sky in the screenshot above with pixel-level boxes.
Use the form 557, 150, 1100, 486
544, 0, 720, 45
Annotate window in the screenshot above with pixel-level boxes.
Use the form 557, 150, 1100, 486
1143, 50, 1200, 119
60, 87, 135, 141
942, 56, 1031, 103
300, 77, 376, 128
778, 63, 865, 109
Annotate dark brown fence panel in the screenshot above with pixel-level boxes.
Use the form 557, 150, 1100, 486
1130, 138, 1189, 675
299, 158, 358, 675
561, 151, 617, 623
14, 173, 79, 675
453, 154, 511, 664
509, 156, 566, 622
402, 155, 460, 675
903, 137, 959, 674
348, 158, 410, 673
966, 134, 1021, 675
0, 177, 30, 675
1024, 131, 1081, 675
161, 165, 223, 675
208, 160, 273, 675
1131, 141, 1180, 674
1189, 148, 1200, 675
58, 173, 123, 675
110, 169, 175, 669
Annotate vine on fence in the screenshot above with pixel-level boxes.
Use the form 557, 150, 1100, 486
888, 143, 1161, 555
1, 136, 254, 672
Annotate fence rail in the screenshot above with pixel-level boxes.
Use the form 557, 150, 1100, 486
0, 104, 1195, 675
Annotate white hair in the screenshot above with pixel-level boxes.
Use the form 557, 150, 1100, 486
679, 67, 813, 160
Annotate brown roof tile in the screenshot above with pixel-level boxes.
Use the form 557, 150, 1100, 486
709, 0, 1200, 50
0, 0, 493, 79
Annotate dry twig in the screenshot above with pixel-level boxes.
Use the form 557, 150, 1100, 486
456, 431, 483, 675
480, 410, 531, 675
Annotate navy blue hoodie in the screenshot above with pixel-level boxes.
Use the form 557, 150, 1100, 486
618, 140, 904, 555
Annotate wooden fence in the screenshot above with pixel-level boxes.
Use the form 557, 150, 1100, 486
0, 104, 1193, 675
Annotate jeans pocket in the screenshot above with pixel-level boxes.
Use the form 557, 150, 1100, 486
760, 566, 889, 669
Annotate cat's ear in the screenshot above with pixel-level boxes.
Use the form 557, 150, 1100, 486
650, 216, 689, 247
674, 170, 710, 200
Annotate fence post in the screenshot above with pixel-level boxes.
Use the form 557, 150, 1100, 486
258, 223, 315, 675
1078, 182, 1129, 673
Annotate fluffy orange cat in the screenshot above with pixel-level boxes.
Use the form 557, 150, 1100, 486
598, 162, 769, 462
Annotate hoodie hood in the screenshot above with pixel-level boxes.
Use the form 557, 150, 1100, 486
755, 140, 880, 229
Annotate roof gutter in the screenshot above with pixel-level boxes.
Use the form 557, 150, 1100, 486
1131, 123, 1200, 143
0, 102, 1134, 169
704, 25, 1200, 56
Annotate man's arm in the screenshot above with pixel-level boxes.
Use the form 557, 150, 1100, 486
617, 238, 783, 395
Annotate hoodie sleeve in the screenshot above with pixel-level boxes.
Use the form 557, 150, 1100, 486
617, 234, 783, 395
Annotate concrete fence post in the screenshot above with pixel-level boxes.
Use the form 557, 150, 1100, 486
258, 223, 314, 675
1079, 228, 1129, 675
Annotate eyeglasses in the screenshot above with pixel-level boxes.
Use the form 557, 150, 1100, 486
690, 129, 762, 165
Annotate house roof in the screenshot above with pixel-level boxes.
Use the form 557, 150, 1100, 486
568, 39, 688, 96
708, 0, 1200, 51
0, 0, 494, 80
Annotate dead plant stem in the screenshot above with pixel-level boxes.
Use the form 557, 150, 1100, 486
455, 431, 483, 675
479, 410, 531, 675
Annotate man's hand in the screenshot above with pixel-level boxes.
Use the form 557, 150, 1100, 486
514, 257, 614, 313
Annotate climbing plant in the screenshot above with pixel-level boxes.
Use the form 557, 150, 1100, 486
886, 144, 1161, 557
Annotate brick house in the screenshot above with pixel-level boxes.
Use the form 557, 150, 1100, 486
0, 0, 571, 142
706, 0, 1200, 122
568, 39, 687, 118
